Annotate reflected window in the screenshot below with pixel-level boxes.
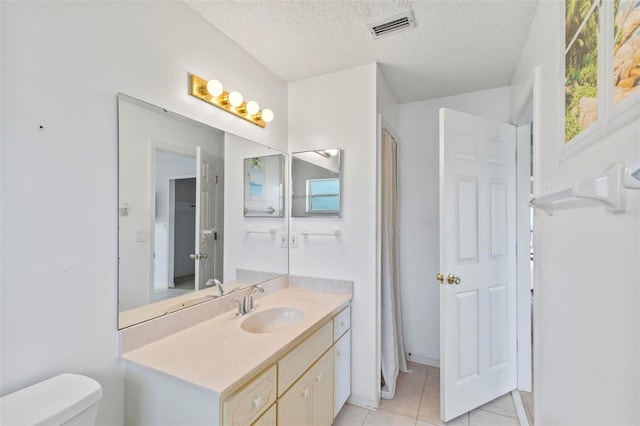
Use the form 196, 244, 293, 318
306, 178, 340, 213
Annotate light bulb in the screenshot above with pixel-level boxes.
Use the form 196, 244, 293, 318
228, 91, 243, 107
206, 79, 223, 96
261, 108, 274, 123
246, 100, 260, 115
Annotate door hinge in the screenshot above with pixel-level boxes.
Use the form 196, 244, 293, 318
215, 175, 219, 184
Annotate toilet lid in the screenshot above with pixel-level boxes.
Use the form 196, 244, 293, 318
0, 374, 102, 425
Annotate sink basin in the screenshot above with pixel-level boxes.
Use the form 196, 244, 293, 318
241, 307, 305, 334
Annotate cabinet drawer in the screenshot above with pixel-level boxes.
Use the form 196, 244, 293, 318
224, 365, 277, 426
278, 321, 333, 396
333, 307, 350, 341
251, 403, 276, 426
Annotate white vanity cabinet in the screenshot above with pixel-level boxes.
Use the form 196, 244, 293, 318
123, 300, 351, 426
334, 329, 351, 415
333, 306, 351, 416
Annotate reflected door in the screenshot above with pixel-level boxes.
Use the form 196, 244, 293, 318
439, 108, 517, 421
194, 145, 221, 290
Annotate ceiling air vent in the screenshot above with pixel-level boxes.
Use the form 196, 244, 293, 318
369, 10, 416, 39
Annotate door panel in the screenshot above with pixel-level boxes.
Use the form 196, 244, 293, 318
278, 372, 310, 426
439, 108, 517, 421
195, 146, 220, 290
311, 350, 333, 426
333, 330, 351, 416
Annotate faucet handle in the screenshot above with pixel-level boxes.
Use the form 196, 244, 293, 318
230, 298, 245, 316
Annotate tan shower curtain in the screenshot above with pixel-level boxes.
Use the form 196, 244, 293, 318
380, 128, 408, 400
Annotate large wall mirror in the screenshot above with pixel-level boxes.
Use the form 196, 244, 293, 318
291, 149, 342, 217
118, 94, 288, 328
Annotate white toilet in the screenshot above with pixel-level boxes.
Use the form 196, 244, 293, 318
0, 373, 102, 425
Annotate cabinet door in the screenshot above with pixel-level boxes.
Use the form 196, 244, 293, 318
334, 329, 351, 417
311, 349, 334, 426
251, 403, 276, 426
278, 372, 311, 426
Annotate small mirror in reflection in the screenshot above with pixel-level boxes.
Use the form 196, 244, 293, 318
244, 154, 285, 217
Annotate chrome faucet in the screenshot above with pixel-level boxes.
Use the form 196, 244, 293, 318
244, 284, 265, 313
206, 278, 225, 296
230, 284, 265, 316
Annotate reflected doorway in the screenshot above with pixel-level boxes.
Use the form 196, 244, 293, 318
153, 150, 196, 303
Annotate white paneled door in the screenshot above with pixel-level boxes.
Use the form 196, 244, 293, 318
438, 108, 517, 422
194, 145, 220, 291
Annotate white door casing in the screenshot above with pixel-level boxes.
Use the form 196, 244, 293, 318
195, 146, 220, 290
439, 108, 518, 421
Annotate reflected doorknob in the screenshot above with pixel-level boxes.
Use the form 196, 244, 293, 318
436, 273, 444, 284
190, 253, 208, 260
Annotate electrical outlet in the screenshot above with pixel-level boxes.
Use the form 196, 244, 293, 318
280, 233, 288, 248
290, 234, 298, 248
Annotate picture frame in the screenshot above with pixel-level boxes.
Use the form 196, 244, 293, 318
562, 0, 640, 160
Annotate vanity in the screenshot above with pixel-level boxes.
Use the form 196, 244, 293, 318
123, 287, 351, 425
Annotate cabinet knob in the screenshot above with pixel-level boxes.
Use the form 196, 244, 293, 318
315, 373, 322, 382
252, 396, 262, 408
301, 388, 309, 397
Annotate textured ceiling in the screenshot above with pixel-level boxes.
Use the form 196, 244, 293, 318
185, 0, 539, 103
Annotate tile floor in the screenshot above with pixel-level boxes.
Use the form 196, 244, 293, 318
332, 361, 522, 426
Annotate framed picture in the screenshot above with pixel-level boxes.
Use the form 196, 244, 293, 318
565, 0, 600, 143
243, 154, 284, 217
562, 0, 640, 159
613, 0, 640, 109
247, 157, 265, 200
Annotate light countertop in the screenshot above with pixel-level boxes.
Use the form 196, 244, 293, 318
123, 287, 351, 398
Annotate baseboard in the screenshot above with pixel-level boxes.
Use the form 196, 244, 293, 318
347, 394, 379, 411
406, 353, 440, 368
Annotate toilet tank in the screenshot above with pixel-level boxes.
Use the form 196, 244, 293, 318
0, 374, 102, 425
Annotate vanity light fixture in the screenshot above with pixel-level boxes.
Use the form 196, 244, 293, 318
189, 74, 274, 128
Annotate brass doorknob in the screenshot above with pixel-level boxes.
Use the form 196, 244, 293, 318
447, 274, 461, 285
436, 273, 444, 284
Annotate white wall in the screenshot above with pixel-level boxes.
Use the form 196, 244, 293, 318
288, 63, 380, 409
511, 2, 640, 424
0, 2, 287, 424
397, 87, 511, 365
377, 67, 400, 136
223, 133, 288, 285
